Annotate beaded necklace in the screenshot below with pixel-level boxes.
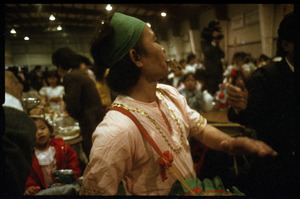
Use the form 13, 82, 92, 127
110, 89, 184, 153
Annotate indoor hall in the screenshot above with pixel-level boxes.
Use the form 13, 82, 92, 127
2, 4, 296, 197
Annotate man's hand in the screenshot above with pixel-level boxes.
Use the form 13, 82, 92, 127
227, 79, 248, 111
220, 137, 277, 157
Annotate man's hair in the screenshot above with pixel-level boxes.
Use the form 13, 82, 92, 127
52, 47, 81, 70
276, 12, 294, 57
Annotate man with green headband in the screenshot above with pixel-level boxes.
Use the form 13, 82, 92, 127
80, 12, 277, 195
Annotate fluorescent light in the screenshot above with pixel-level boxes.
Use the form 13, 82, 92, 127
10, 28, 16, 34
49, 14, 55, 21
106, 4, 112, 11
161, 12, 167, 17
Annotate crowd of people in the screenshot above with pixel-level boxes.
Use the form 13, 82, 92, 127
1, 10, 296, 198
161, 50, 273, 114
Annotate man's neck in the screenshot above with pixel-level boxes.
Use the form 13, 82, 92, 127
60, 69, 70, 78
125, 80, 158, 103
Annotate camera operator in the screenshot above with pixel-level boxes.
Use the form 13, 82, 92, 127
201, 20, 225, 95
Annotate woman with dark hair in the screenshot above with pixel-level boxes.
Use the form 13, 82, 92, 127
80, 12, 276, 196
52, 47, 105, 160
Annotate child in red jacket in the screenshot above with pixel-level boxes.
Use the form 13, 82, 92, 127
24, 117, 81, 195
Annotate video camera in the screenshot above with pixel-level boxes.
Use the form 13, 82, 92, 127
201, 20, 224, 42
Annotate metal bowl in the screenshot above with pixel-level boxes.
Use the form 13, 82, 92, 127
53, 169, 74, 184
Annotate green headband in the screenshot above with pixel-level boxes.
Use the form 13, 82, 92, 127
102, 12, 146, 68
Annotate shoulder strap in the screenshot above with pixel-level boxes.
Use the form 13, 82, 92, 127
110, 106, 164, 157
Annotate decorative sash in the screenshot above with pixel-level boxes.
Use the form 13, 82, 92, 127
110, 106, 196, 195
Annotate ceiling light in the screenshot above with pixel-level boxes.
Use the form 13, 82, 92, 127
161, 12, 167, 17
57, 25, 62, 31
10, 28, 16, 34
146, 23, 151, 27
106, 4, 112, 11
49, 14, 55, 21
24, 36, 29, 40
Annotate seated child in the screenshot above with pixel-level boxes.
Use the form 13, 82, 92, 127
179, 72, 204, 112
179, 72, 207, 177
24, 117, 81, 195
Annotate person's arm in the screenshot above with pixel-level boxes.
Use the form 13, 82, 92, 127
201, 124, 277, 157
80, 121, 136, 195
170, 82, 276, 157
40, 95, 47, 106
24, 157, 42, 195
63, 73, 83, 119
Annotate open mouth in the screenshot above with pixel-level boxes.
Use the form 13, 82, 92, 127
38, 136, 46, 141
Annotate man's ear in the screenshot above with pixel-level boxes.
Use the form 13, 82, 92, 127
129, 49, 143, 67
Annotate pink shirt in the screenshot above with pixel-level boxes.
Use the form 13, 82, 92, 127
81, 84, 207, 195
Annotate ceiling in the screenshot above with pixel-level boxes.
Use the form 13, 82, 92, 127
4, 4, 217, 39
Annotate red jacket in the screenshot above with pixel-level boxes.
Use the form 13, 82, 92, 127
25, 138, 81, 191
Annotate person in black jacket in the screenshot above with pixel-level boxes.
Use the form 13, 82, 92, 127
226, 12, 297, 198
201, 20, 225, 95
52, 47, 106, 159
1, 70, 36, 195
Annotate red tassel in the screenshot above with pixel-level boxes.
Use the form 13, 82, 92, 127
158, 150, 173, 182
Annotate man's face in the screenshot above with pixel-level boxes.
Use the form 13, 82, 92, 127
282, 40, 294, 57
137, 25, 169, 82
56, 65, 66, 78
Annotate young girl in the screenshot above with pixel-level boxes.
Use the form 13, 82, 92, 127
24, 117, 81, 195
179, 72, 204, 112
39, 70, 65, 112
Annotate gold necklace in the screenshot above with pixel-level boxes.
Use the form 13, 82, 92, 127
110, 89, 184, 153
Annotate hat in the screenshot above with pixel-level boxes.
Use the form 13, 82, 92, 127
101, 12, 146, 68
